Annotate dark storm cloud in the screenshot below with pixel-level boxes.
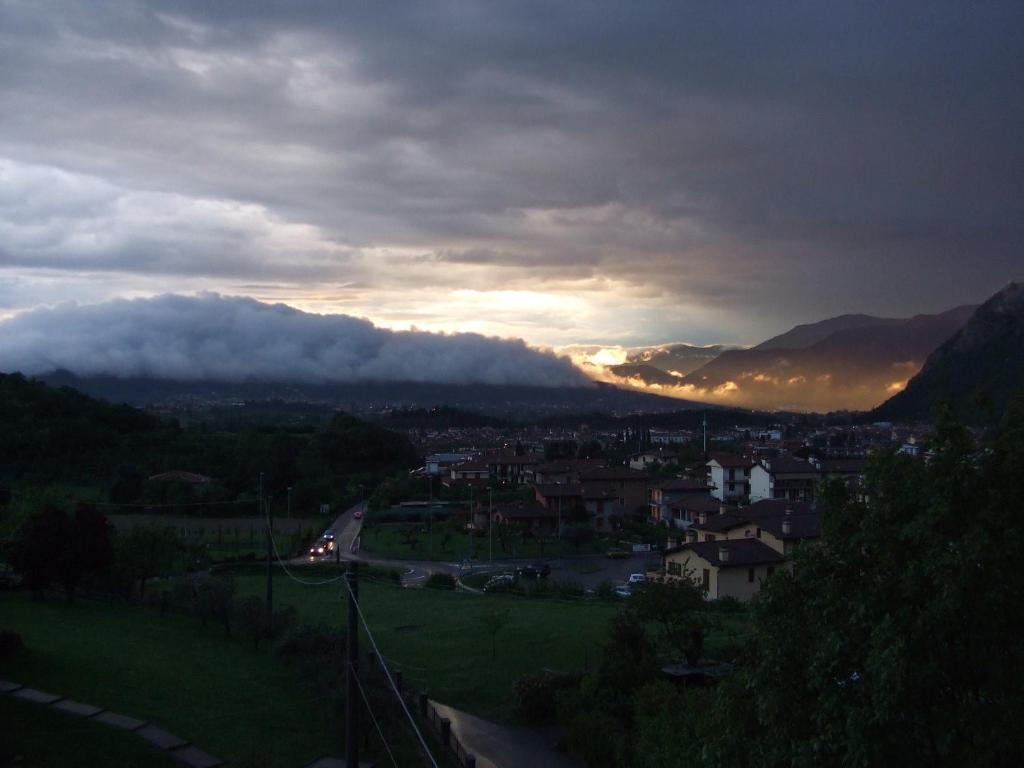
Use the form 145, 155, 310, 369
0, 293, 589, 386
0, 0, 1021, 339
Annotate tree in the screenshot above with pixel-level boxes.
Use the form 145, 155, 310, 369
562, 524, 594, 552
693, 402, 1024, 767
114, 524, 179, 599
9, 506, 69, 596
635, 578, 707, 665
477, 608, 511, 660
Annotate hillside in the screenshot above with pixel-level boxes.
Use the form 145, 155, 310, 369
671, 305, 976, 412
0, 372, 419, 514
872, 283, 1024, 423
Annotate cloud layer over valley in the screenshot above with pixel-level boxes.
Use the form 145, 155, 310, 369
0, 294, 589, 387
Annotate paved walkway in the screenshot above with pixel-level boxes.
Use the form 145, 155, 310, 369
2, 678, 223, 767
430, 700, 580, 768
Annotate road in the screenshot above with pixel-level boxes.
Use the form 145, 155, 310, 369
290, 500, 658, 589
430, 700, 580, 768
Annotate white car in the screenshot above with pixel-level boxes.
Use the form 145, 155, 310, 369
627, 573, 647, 585
613, 585, 633, 599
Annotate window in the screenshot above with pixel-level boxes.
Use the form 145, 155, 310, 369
756, 527, 762, 539
668, 561, 682, 576
702, 569, 710, 592
747, 568, 755, 583
767, 566, 775, 577
705, 534, 716, 542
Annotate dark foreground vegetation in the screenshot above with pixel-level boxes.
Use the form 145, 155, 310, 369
544, 400, 1024, 767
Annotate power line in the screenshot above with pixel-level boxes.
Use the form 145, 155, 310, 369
343, 576, 440, 768
351, 663, 400, 768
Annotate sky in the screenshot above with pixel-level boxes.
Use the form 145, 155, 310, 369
1, 1, 1022, 360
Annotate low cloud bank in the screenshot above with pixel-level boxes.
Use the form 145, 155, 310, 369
0, 294, 590, 388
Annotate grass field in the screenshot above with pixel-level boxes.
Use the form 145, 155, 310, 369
2, 695, 181, 768
359, 525, 607, 561
0, 592, 337, 768
235, 570, 750, 722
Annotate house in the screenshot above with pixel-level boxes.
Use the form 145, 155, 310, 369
629, 447, 680, 471
486, 450, 542, 485
748, 455, 819, 503
530, 458, 606, 485
664, 539, 785, 601
687, 500, 821, 556
579, 466, 649, 526
424, 452, 477, 476
663, 499, 821, 600
668, 494, 722, 529
706, 455, 754, 502
649, 478, 714, 524
448, 459, 490, 482
490, 500, 558, 534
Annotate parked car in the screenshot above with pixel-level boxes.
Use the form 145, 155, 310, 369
483, 573, 516, 593
627, 573, 648, 585
613, 585, 633, 599
515, 563, 551, 579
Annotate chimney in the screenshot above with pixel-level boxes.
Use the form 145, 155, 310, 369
719, 504, 728, 516
782, 518, 792, 535
718, 546, 729, 563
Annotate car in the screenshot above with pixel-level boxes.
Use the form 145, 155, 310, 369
613, 585, 633, 599
627, 573, 648, 585
354, 510, 363, 519
483, 573, 516, 593
515, 563, 551, 580
322, 531, 336, 541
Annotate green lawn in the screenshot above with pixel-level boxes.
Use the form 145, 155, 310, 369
360, 525, 607, 561
2, 695, 181, 768
235, 572, 751, 723
0, 592, 336, 768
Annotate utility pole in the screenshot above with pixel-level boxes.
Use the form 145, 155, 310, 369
703, 411, 708, 457
469, 485, 474, 560
287, 486, 292, 519
345, 561, 359, 768
557, 494, 562, 540
488, 487, 493, 563
265, 494, 273, 622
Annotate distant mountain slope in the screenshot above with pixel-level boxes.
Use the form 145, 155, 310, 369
675, 305, 976, 412
755, 314, 898, 351
34, 371, 711, 418
607, 343, 729, 386
872, 283, 1024, 423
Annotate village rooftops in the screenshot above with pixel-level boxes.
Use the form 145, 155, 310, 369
758, 454, 817, 474
707, 454, 755, 469
533, 483, 583, 499
657, 478, 712, 493
666, 538, 785, 567
580, 466, 649, 481
533, 458, 606, 474
147, 471, 211, 484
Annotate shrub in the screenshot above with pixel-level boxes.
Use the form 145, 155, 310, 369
553, 578, 585, 598
514, 670, 581, 723
595, 580, 617, 601
0, 630, 24, 660
425, 572, 456, 590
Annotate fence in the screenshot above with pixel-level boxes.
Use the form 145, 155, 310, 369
417, 692, 477, 768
